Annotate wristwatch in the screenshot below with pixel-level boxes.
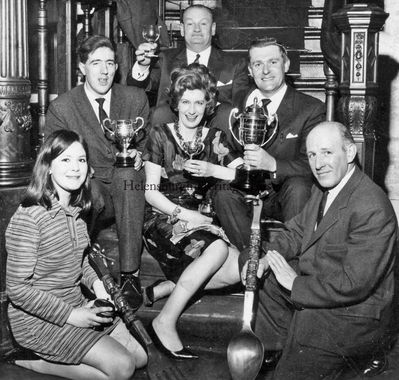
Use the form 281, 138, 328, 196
169, 206, 181, 224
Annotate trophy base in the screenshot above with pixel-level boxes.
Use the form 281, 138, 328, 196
115, 156, 134, 168
231, 167, 271, 195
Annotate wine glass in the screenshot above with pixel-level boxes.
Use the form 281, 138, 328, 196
142, 25, 161, 57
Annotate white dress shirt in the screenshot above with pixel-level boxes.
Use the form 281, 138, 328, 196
246, 84, 287, 115
131, 46, 212, 81
84, 82, 111, 123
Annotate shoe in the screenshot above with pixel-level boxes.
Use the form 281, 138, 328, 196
361, 351, 387, 377
262, 350, 282, 369
120, 272, 143, 311
2, 348, 40, 364
147, 323, 199, 360
142, 279, 166, 307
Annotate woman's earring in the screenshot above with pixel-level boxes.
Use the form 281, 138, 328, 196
49, 170, 52, 175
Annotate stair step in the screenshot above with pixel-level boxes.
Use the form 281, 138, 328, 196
96, 225, 245, 353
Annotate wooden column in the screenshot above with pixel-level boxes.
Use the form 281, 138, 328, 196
333, 3, 388, 178
0, 0, 32, 356
37, 0, 48, 148
0, 0, 33, 186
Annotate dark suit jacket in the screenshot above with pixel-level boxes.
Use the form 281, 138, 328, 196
45, 84, 150, 183
236, 85, 325, 184
259, 167, 398, 354
127, 46, 249, 107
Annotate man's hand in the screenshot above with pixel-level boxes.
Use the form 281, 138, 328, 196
244, 144, 276, 172
241, 256, 269, 286
266, 250, 297, 291
135, 42, 158, 67
130, 149, 143, 171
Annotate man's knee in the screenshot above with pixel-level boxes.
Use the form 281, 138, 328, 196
279, 176, 313, 219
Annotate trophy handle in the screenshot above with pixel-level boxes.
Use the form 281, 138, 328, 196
133, 117, 145, 135
102, 118, 115, 137
260, 113, 279, 147
197, 141, 205, 155
229, 108, 242, 145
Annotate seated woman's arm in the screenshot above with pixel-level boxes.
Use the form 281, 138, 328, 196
184, 157, 243, 181
145, 160, 213, 227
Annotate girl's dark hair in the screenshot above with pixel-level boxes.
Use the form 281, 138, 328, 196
167, 63, 218, 116
22, 130, 91, 214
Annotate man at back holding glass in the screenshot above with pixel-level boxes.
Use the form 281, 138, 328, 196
127, 4, 248, 117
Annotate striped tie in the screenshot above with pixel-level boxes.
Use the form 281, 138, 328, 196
95, 98, 108, 129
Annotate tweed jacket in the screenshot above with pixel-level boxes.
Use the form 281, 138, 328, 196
127, 45, 249, 107
45, 83, 150, 183
261, 167, 398, 354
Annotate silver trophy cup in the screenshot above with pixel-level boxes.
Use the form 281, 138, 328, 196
229, 98, 278, 194
103, 118, 145, 167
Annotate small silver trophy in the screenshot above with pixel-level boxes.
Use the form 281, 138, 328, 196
229, 98, 278, 194
182, 140, 205, 160
103, 118, 144, 167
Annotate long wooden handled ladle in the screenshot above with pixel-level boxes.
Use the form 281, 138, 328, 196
227, 198, 264, 380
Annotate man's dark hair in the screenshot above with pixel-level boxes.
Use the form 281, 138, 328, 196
248, 37, 289, 63
181, 4, 214, 23
78, 35, 115, 64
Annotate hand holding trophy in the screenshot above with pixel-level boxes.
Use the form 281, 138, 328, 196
103, 118, 144, 167
229, 98, 278, 196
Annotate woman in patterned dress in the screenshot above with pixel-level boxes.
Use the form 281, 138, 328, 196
142, 63, 243, 359
6, 130, 147, 379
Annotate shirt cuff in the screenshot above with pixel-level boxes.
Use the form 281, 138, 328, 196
132, 62, 150, 81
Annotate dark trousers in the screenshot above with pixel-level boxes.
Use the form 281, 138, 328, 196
89, 167, 145, 273
213, 176, 312, 251
257, 273, 361, 380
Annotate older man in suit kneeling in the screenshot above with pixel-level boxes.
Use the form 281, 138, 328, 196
240, 121, 398, 379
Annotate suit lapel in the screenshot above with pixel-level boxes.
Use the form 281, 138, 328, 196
302, 167, 364, 251
208, 47, 224, 81
275, 85, 295, 129
75, 86, 111, 149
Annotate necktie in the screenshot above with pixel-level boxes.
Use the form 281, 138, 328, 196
316, 191, 329, 228
95, 98, 108, 129
261, 98, 271, 116
193, 53, 200, 64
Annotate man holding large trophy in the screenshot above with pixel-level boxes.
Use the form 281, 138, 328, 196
45, 35, 150, 312
214, 37, 325, 251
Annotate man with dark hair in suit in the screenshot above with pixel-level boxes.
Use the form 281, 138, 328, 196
241, 121, 397, 379
45, 35, 149, 311
127, 4, 248, 121
213, 37, 326, 251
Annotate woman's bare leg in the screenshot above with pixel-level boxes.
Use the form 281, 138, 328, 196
153, 239, 229, 352
205, 246, 240, 289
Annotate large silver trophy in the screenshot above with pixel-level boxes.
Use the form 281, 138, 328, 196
229, 98, 278, 195
103, 118, 144, 167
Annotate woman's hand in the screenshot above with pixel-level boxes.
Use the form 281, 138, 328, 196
66, 300, 113, 329
184, 159, 215, 177
180, 208, 212, 229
